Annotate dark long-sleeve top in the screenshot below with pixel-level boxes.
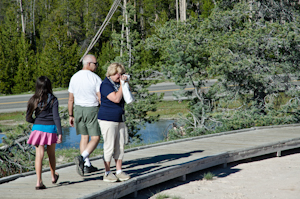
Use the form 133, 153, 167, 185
26, 93, 62, 135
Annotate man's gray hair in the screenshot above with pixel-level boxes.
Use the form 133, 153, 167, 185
82, 54, 96, 67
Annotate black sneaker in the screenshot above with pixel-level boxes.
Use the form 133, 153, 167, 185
74, 155, 84, 176
84, 165, 98, 173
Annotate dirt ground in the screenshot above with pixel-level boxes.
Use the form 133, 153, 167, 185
123, 149, 300, 199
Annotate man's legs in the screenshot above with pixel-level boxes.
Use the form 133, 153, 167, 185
79, 135, 91, 167
80, 135, 100, 166
74, 105, 100, 176
76, 135, 100, 176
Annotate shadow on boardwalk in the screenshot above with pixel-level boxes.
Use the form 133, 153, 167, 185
123, 150, 204, 178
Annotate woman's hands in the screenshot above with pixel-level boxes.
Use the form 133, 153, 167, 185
107, 74, 129, 103
120, 74, 128, 83
57, 134, 62, 144
120, 74, 129, 85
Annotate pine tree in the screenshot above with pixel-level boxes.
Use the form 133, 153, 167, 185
0, 5, 21, 94
12, 33, 35, 93
37, 9, 80, 88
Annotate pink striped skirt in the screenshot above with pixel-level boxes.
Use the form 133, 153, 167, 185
27, 130, 58, 146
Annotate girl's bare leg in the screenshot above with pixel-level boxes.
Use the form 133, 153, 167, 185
47, 143, 57, 182
35, 145, 45, 187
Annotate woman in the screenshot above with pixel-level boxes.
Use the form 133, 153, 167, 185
98, 63, 130, 182
26, 76, 62, 189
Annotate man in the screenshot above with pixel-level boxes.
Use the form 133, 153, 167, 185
68, 54, 102, 176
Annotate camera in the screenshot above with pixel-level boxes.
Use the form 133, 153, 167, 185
122, 74, 130, 81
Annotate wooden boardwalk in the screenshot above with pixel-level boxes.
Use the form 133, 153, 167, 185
1, 124, 300, 199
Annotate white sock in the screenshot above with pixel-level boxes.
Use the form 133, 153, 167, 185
84, 158, 91, 167
81, 150, 89, 160
116, 170, 122, 175
105, 171, 111, 176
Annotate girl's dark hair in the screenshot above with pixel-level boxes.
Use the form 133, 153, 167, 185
26, 76, 53, 121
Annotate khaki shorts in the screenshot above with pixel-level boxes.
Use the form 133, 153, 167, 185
74, 105, 101, 136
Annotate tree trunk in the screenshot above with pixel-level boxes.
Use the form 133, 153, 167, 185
20, 0, 25, 33
176, 0, 179, 22
140, 1, 145, 39
124, 0, 131, 67
134, 0, 136, 22
33, 0, 35, 36
120, 3, 125, 57
179, 0, 186, 22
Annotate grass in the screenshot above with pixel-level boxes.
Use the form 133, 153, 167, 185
0, 111, 26, 132
202, 172, 215, 180
0, 111, 26, 122
155, 193, 182, 199
147, 100, 189, 119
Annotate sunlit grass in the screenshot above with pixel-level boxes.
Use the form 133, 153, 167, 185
147, 100, 189, 119
202, 172, 215, 180
155, 193, 182, 199
0, 111, 26, 121
0, 111, 26, 132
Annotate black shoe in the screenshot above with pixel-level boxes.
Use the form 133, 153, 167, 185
84, 165, 98, 173
74, 155, 84, 176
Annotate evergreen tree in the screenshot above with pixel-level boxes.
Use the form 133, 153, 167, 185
12, 33, 35, 93
146, 18, 214, 136
97, 41, 117, 79
0, 6, 21, 94
37, 9, 80, 88
147, 1, 300, 135
199, 0, 214, 18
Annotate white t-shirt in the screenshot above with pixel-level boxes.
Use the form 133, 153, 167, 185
68, 70, 102, 107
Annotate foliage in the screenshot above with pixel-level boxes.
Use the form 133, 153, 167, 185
0, 124, 35, 177
153, 192, 182, 199
199, 0, 215, 18
202, 171, 215, 180
146, 17, 218, 136
0, 5, 24, 94
147, 1, 300, 137
1, 0, 194, 94
206, 2, 300, 130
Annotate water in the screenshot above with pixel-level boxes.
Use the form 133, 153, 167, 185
0, 134, 5, 141
0, 120, 175, 149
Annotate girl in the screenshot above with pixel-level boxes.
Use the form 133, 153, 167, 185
26, 76, 62, 190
